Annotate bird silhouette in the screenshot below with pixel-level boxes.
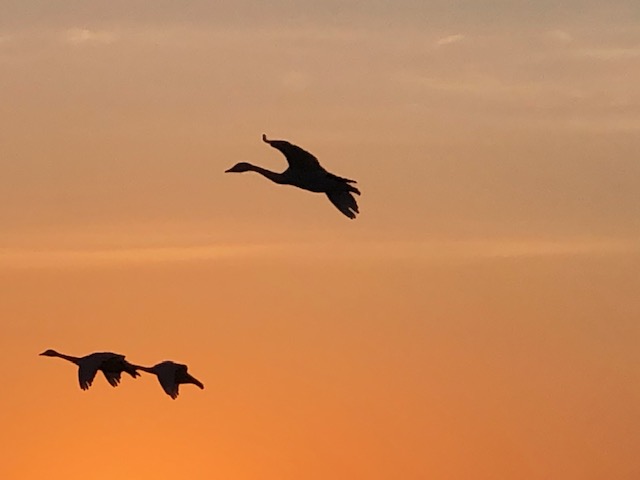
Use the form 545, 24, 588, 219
225, 134, 361, 219
135, 360, 204, 399
39, 349, 140, 390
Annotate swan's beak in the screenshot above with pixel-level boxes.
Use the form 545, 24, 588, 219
224, 167, 233, 173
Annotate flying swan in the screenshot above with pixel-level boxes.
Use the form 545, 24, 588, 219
135, 360, 204, 399
226, 134, 361, 219
39, 349, 140, 390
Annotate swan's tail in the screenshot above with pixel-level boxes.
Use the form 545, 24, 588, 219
326, 190, 360, 219
327, 172, 360, 192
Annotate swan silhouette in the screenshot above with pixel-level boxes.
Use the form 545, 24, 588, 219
135, 361, 204, 399
39, 349, 140, 390
225, 134, 361, 219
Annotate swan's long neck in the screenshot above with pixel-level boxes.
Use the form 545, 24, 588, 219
187, 375, 205, 389
250, 165, 287, 184
54, 352, 81, 364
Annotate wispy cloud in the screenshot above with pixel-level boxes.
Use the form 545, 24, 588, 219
435, 34, 465, 47
545, 29, 573, 43
576, 46, 640, 60
395, 70, 559, 102
1, 238, 637, 269
0, 244, 272, 269
334, 238, 640, 263
64, 28, 118, 45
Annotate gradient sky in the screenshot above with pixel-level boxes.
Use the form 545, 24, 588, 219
1, 2, 639, 479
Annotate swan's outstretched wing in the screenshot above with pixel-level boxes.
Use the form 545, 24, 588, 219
100, 354, 135, 387
78, 364, 99, 390
326, 190, 360, 219
263, 134, 321, 171
77, 353, 115, 390
153, 362, 180, 399
102, 370, 122, 387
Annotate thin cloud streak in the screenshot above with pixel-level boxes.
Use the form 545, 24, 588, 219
1, 238, 637, 269
575, 45, 640, 60
435, 33, 465, 46
64, 28, 118, 45
0, 244, 272, 269
545, 29, 573, 43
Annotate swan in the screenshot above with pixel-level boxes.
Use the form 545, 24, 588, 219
225, 134, 361, 219
135, 361, 204, 399
39, 349, 140, 390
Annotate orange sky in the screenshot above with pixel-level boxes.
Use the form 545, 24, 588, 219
1, 2, 639, 479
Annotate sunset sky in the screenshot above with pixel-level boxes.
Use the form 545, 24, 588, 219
1, 1, 639, 479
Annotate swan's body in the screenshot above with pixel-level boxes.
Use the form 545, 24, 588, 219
136, 361, 204, 399
39, 349, 140, 390
226, 134, 361, 219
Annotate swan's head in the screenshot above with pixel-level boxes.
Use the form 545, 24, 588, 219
39, 349, 59, 357
225, 162, 254, 173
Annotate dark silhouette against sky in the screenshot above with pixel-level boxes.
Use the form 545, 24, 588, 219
226, 134, 361, 219
39, 349, 140, 390
135, 360, 205, 400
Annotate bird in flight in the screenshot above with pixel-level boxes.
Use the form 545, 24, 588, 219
135, 360, 204, 399
226, 134, 361, 219
39, 349, 140, 390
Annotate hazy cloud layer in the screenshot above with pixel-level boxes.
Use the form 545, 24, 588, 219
1, 2, 638, 244
2, 0, 640, 30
